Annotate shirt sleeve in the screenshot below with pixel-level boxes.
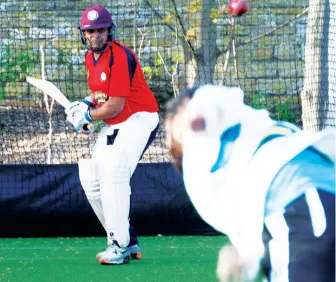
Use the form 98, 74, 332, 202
108, 48, 133, 97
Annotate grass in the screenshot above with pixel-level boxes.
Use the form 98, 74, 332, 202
0, 236, 229, 282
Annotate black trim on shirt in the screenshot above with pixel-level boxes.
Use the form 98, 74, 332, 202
116, 44, 137, 85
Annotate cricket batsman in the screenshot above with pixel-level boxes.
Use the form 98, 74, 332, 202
65, 6, 159, 265
164, 85, 335, 281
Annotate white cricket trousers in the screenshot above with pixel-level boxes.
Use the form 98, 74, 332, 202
91, 111, 159, 247
92, 111, 159, 167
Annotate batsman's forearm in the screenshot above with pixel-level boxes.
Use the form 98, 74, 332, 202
89, 105, 122, 120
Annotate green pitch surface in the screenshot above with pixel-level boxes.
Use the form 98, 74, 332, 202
0, 236, 229, 282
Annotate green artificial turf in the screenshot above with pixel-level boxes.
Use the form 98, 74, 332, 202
0, 236, 229, 282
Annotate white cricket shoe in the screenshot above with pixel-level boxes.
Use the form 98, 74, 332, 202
99, 241, 131, 265
128, 244, 142, 260
96, 243, 142, 261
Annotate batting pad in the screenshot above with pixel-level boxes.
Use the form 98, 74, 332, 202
78, 159, 106, 231
99, 148, 131, 247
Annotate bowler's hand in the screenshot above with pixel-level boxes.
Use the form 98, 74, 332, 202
217, 245, 245, 282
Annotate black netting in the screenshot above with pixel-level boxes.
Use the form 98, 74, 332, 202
0, 1, 334, 162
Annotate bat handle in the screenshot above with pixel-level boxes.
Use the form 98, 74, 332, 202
82, 123, 95, 134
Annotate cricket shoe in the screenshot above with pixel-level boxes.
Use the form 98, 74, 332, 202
99, 241, 131, 265
96, 243, 142, 261
127, 244, 142, 260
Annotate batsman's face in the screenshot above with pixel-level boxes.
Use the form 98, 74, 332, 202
83, 28, 109, 51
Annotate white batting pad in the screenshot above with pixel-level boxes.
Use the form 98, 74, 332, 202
78, 158, 106, 231
90, 112, 159, 246
99, 148, 131, 247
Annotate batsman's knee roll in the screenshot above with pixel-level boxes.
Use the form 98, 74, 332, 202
78, 158, 106, 230
78, 158, 100, 199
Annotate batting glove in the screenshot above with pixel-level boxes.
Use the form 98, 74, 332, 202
65, 96, 94, 116
65, 96, 95, 135
74, 110, 95, 135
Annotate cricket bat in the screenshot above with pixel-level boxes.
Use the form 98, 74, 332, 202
26, 76, 94, 133
27, 77, 71, 108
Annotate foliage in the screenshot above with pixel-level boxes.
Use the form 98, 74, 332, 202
210, 8, 220, 23
141, 50, 182, 109
142, 52, 180, 81
154, 87, 175, 112
250, 92, 301, 124
142, 66, 160, 80
92, 119, 106, 133
0, 86, 5, 100
185, 27, 197, 40
0, 46, 39, 99
142, 72, 174, 111
163, 12, 174, 25
251, 92, 267, 109
187, 0, 202, 13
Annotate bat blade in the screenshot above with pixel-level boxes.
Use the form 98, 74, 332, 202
26, 77, 70, 108
26, 76, 95, 134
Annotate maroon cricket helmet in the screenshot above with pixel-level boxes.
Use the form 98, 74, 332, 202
79, 6, 113, 30
79, 6, 116, 52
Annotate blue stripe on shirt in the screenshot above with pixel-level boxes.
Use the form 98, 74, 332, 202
264, 147, 335, 216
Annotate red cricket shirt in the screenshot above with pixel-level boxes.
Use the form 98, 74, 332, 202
85, 41, 159, 125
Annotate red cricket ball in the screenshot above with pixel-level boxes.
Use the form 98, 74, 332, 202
228, 0, 248, 17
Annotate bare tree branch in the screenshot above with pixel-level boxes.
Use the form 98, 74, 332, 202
232, 38, 240, 88
152, 18, 180, 97
220, 46, 231, 85
169, 0, 197, 56
136, 20, 149, 58
219, 7, 309, 55
243, 8, 309, 45
220, 17, 235, 85
144, 0, 197, 58
39, 44, 55, 165
143, 0, 175, 32
231, 18, 241, 88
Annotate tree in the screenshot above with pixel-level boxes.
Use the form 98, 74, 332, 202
301, 0, 336, 131
144, 0, 226, 92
